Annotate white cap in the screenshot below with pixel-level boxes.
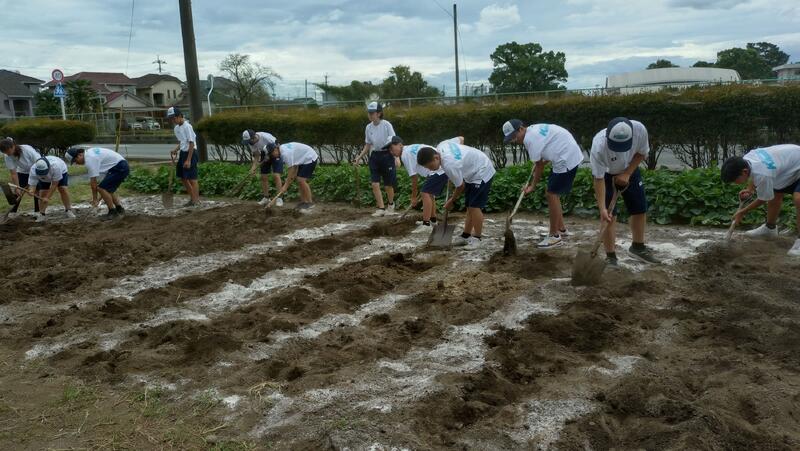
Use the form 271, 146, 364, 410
34, 158, 50, 176
367, 101, 382, 113
606, 117, 633, 152
242, 130, 252, 141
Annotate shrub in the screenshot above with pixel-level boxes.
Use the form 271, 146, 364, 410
2, 119, 96, 157
195, 84, 800, 169
124, 162, 796, 229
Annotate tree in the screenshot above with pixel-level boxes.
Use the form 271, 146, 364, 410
65, 79, 101, 114
647, 59, 679, 69
380, 65, 442, 99
218, 53, 281, 105
715, 47, 774, 80
692, 61, 716, 68
488, 42, 567, 93
34, 90, 61, 116
746, 42, 789, 68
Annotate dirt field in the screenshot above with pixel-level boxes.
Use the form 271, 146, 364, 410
1, 195, 799, 450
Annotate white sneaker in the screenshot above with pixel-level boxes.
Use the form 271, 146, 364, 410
465, 236, 482, 249
540, 228, 569, 238
276, 197, 284, 207
371, 209, 386, 217
537, 235, 564, 248
744, 223, 778, 238
386, 203, 396, 213
453, 235, 469, 247
789, 239, 800, 257
258, 197, 270, 206
65, 210, 76, 219
413, 223, 431, 234
35, 213, 46, 223
6, 212, 19, 219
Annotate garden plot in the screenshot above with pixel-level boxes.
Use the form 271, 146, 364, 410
0, 199, 799, 450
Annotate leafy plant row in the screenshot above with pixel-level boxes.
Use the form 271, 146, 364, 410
124, 162, 797, 229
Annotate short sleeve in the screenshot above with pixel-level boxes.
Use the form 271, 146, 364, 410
589, 138, 608, 178
754, 175, 774, 201
5, 155, 16, 171
364, 124, 371, 146
635, 123, 650, 157
186, 124, 197, 143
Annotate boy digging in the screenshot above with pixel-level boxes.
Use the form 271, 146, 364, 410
721, 144, 800, 256
28, 155, 75, 222
167, 107, 200, 207
65, 147, 130, 220
417, 139, 496, 248
242, 129, 283, 206
502, 119, 584, 248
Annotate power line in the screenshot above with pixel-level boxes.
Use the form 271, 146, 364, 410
432, 0, 453, 17
153, 55, 167, 73
125, 0, 136, 75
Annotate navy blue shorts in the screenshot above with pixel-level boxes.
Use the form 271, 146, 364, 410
17, 173, 30, 189
368, 151, 397, 187
422, 173, 448, 196
36, 173, 69, 190
99, 160, 130, 193
297, 160, 318, 179
775, 178, 800, 194
259, 152, 284, 175
547, 165, 579, 195
176, 151, 199, 180
604, 168, 647, 215
464, 178, 493, 209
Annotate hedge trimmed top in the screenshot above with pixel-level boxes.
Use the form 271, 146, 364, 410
0, 119, 96, 156
196, 85, 800, 154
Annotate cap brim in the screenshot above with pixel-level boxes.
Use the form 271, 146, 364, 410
607, 139, 633, 153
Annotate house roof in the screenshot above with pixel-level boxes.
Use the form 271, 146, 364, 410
773, 63, 800, 71
132, 73, 184, 88
44, 72, 135, 92
0, 69, 44, 97
105, 91, 153, 107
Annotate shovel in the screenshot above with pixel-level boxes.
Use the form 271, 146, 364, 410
503, 173, 534, 256
571, 187, 621, 286
161, 157, 175, 208
394, 196, 417, 224
1, 183, 17, 205
725, 197, 753, 241
227, 171, 254, 198
428, 186, 455, 248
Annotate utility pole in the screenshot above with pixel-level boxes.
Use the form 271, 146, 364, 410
305, 79, 308, 99
178, 0, 207, 161
453, 3, 460, 98
153, 55, 167, 73
323, 73, 329, 103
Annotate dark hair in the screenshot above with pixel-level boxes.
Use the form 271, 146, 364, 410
416, 146, 437, 166
720, 156, 749, 183
0, 137, 14, 152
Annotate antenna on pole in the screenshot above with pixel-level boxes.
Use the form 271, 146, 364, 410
453, 3, 460, 98
153, 55, 167, 73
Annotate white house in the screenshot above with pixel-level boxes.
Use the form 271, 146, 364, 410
132, 74, 185, 108
773, 63, 800, 81
606, 67, 741, 94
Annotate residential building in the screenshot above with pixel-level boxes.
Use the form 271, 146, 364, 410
773, 63, 800, 81
132, 74, 185, 108
605, 67, 741, 94
0, 69, 44, 118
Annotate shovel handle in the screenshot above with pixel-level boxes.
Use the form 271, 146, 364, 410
590, 188, 622, 256
726, 198, 753, 240
8, 184, 48, 201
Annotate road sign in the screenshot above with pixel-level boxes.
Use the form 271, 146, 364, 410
51, 69, 64, 83
54, 83, 66, 98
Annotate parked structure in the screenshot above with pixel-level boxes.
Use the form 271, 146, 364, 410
605, 67, 741, 94
773, 63, 800, 81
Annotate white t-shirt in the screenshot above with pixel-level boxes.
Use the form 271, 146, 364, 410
589, 120, 650, 178
84, 147, 125, 178
279, 142, 318, 167
174, 121, 197, 152
436, 140, 496, 186
4, 144, 41, 174
248, 132, 276, 160
364, 120, 396, 153
28, 155, 68, 185
400, 140, 456, 177
523, 124, 584, 173
744, 144, 800, 201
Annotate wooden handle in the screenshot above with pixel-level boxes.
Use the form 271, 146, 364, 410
590, 189, 621, 256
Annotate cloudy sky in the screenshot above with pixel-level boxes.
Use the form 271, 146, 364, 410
2, 0, 798, 99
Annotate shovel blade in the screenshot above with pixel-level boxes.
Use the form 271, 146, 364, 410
503, 227, 517, 256
161, 192, 174, 208
429, 223, 455, 248
1, 183, 16, 206
571, 248, 606, 286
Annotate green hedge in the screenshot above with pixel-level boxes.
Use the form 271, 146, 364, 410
195, 85, 800, 169
1, 119, 96, 157
124, 162, 796, 229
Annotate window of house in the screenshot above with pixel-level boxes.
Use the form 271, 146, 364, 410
173, 90, 177, 98
167, 90, 171, 99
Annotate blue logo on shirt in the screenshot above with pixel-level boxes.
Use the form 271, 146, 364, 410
538, 124, 550, 137
448, 143, 462, 160
408, 144, 420, 156
755, 148, 776, 170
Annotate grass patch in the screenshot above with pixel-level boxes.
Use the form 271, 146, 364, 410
131, 386, 167, 418
60, 383, 96, 407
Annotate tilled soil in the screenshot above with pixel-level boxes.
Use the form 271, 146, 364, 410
0, 200, 798, 450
